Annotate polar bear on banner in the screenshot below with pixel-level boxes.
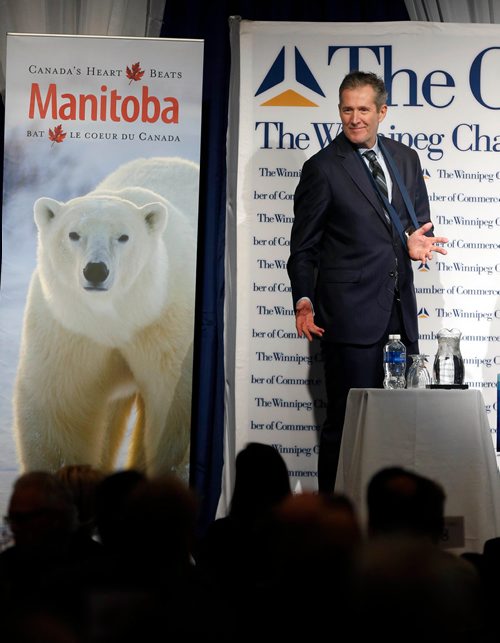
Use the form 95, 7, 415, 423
13, 157, 199, 479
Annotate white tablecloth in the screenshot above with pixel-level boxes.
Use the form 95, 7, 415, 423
335, 388, 500, 553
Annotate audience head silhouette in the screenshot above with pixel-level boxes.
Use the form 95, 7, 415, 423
229, 442, 291, 520
94, 468, 146, 549
367, 466, 445, 543
122, 472, 198, 571
270, 490, 362, 581
6, 471, 77, 550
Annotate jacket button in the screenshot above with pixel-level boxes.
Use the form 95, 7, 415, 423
389, 271, 395, 277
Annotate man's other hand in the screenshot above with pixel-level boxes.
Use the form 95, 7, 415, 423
295, 299, 325, 341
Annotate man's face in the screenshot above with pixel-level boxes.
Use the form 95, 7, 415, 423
339, 85, 387, 149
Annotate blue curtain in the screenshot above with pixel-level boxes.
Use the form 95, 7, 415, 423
161, 1, 411, 534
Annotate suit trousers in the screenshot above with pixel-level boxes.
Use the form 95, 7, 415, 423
317, 294, 419, 494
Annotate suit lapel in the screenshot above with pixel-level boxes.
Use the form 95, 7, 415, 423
335, 133, 391, 229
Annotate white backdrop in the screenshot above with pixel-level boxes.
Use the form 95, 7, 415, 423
223, 19, 500, 508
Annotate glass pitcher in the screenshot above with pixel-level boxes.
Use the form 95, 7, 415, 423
406, 354, 431, 389
432, 328, 465, 385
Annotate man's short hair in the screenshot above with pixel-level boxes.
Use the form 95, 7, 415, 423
339, 71, 388, 110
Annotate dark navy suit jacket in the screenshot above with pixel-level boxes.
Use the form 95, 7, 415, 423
287, 132, 431, 345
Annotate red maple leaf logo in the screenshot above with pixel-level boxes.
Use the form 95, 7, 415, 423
126, 62, 145, 84
48, 124, 67, 146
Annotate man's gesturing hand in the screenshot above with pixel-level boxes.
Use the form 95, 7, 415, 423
407, 222, 448, 263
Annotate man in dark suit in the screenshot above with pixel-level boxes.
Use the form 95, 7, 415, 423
287, 71, 448, 494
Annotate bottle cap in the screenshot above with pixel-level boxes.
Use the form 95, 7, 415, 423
388, 334, 401, 340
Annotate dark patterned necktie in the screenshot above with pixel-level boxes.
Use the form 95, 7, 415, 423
364, 150, 388, 200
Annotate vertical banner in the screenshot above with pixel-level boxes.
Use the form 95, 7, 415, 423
0, 34, 203, 515
226, 19, 500, 501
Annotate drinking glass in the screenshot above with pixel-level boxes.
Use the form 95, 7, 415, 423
406, 354, 431, 389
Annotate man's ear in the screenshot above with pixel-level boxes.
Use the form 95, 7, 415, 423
378, 104, 388, 122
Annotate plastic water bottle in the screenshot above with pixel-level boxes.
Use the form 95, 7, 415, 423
383, 334, 406, 389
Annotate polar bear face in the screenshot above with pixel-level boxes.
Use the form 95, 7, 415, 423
34, 195, 168, 298
31, 194, 171, 344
